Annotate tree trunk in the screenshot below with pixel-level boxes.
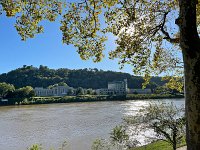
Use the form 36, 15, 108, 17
177, 0, 200, 149
183, 49, 200, 150
173, 144, 176, 150
172, 127, 177, 150
183, 50, 200, 150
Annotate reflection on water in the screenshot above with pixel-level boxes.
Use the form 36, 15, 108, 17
0, 99, 184, 150
122, 101, 150, 116
123, 99, 185, 116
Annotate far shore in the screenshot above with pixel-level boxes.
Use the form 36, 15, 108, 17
0, 94, 184, 106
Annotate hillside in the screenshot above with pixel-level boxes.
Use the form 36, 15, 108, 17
0, 65, 166, 89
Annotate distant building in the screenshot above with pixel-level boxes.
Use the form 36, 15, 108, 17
128, 89, 152, 94
96, 88, 115, 95
95, 88, 106, 95
34, 85, 74, 97
96, 79, 128, 96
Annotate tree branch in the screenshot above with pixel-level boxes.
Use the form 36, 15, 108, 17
149, 12, 180, 44
152, 124, 173, 144
160, 12, 180, 43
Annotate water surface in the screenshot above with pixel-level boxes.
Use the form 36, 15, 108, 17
0, 98, 184, 150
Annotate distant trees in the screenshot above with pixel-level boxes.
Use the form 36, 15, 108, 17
2, 84, 35, 99
154, 86, 170, 94
76, 87, 84, 95
57, 82, 68, 86
76, 87, 95, 95
48, 82, 69, 89
0, 82, 35, 105
67, 88, 74, 95
9, 86, 35, 98
154, 85, 181, 95
0, 82, 15, 98
146, 82, 158, 93
86, 88, 94, 95
0, 65, 167, 89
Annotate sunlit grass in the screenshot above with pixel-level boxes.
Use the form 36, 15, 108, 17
130, 140, 186, 150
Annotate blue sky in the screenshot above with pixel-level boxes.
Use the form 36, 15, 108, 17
0, 14, 133, 74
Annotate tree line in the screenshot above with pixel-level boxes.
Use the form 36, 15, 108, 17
0, 65, 167, 89
0, 82, 34, 99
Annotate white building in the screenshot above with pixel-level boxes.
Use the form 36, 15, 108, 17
34, 85, 74, 97
96, 88, 116, 95
96, 79, 128, 96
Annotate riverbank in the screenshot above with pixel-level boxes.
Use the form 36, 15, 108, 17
130, 140, 186, 150
0, 94, 184, 106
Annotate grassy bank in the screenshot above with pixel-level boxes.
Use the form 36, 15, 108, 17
0, 94, 184, 106
131, 140, 186, 150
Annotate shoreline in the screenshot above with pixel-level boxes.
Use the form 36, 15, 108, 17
0, 94, 184, 106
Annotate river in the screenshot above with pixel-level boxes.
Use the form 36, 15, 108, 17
0, 98, 184, 150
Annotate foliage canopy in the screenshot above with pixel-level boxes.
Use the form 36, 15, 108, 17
2, 0, 198, 90
0, 82, 15, 98
0, 65, 166, 89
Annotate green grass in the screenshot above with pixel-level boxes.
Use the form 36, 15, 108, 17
130, 141, 172, 150
130, 140, 186, 150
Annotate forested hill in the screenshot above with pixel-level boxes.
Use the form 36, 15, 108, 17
0, 65, 166, 89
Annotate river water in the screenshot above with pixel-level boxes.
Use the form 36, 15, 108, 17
0, 98, 184, 150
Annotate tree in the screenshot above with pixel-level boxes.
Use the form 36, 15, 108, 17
110, 125, 129, 145
6, 86, 35, 99
155, 85, 170, 94
1, 0, 200, 148
76, 87, 84, 95
125, 103, 186, 150
48, 82, 68, 89
17, 86, 35, 98
67, 88, 74, 95
91, 126, 139, 150
0, 82, 15, 98
86, 88, 94, 95
57, 82, 68, 86
110, 125, 129, 149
